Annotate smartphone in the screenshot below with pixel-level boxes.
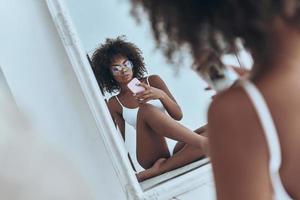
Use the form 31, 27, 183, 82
127, 78, 145, 94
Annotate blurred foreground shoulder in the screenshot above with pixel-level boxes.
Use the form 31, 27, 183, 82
207, 86, 255, 147
208, 86, 271, 200
208, 87, 246, 128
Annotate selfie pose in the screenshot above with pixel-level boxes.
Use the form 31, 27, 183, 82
131, 0, 300, 199
91, 37, 208, 181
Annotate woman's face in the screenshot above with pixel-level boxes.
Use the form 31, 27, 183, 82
110, 55, 134, 84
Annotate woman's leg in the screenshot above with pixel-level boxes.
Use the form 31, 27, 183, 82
136, 103, 206, 169
173, 124, 208, 154
135, 114, 171, 169
136, 141, 207, 182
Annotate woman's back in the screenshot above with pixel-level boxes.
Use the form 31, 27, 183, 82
257, 70, 300, 199
208, 66, 300, 199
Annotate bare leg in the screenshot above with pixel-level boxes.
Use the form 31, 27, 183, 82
173, 124, 208, 154
136, 104, 206, 169
136, 140, 208, 182
194, 124, 208, 136
135, 116, 170, 169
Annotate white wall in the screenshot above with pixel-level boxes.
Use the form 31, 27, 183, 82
0, 0, 126, 199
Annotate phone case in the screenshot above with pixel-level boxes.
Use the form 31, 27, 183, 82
127, 78, 145, 94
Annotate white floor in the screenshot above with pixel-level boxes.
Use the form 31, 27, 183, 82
172, 170, 216, 200
173, 181, 216, 200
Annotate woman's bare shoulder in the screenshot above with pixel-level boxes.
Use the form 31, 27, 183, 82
209, 87, 247, 117
208, 85, 269, 153
208, 86, 271, 199
108, 96, 122, 113
209, 87, 256, 134
147, 74, 166, 88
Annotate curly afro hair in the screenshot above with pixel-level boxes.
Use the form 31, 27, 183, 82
130, 0, 300, 68
91, 36, 147, 94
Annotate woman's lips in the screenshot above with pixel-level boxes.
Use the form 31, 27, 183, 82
123, 74, 131, 80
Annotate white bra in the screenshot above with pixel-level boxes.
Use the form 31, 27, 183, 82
115, 76, 165, 129
240, 80, 292, 200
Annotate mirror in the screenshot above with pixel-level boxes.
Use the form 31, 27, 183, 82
60, 0, 252, 191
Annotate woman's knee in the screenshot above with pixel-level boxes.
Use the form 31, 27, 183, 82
137, 152, 170, 169
137, 157, 153, 169
138, 103, 158, 118
139, 103, 156, 111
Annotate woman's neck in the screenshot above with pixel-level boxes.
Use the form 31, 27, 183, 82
119, 84, 131, 95
253, 18, 300, 80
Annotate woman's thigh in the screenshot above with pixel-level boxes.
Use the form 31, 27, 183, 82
173, 125, 207, 154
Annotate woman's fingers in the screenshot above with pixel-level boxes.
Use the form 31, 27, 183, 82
134, 83, 156, 102
139, 96, 151, 103
137, 94, 152, 103
138, 82, 150, 89
135, 90, 150, 98
230, 65, 249, 77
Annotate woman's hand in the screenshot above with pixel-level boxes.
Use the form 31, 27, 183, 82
134, 82, 165, 103
230, 65, 250, 78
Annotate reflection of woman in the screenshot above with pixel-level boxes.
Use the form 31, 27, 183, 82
131, 0, 300, 199
91, 37, 207, 181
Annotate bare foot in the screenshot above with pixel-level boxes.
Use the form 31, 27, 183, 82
136, 158, 167, 182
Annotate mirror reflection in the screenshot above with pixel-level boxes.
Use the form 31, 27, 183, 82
64, 0, 251, 184
90, 37, 208, 182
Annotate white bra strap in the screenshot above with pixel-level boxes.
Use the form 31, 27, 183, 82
146, 76, 150, 86
240, 80, 282, 173
115, 96, 124, 108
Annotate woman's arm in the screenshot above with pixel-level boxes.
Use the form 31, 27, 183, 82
208, 88, 272, 200
136, 75, 183, 120
108, 98, 125, 140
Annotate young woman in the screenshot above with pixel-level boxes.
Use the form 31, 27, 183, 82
131, 0, 300, 199
91, 37, 208, 181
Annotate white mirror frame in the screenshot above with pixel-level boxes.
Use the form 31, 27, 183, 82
46, 0, 213, 199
